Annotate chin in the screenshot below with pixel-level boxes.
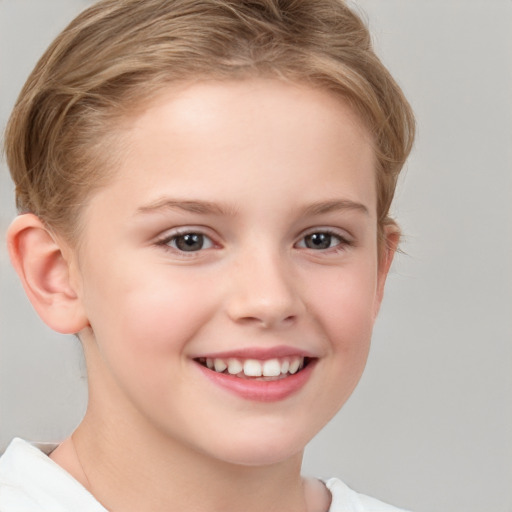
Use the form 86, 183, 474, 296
214, 446, 303, 468
196, 425, 312, 467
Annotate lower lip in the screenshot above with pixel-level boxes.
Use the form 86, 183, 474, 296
195, 360, 316, 402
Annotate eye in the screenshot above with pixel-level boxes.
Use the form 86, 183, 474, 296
166, 232, 214, 252
296, 231, 349, 250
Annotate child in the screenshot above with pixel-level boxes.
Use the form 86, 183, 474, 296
0, 0, 415, 511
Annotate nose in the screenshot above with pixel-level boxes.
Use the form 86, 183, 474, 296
225, 248, 305, 329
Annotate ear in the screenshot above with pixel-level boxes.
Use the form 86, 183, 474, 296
7, 214, 89, 334
373, 224, 400, 319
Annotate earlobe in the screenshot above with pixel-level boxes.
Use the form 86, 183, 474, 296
7, 214, 88, 334
373, 225, 400, 319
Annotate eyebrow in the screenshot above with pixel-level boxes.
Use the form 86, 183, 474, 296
136, 197, 369, 217
136, 198, 237, 216
301, 199, 369, 216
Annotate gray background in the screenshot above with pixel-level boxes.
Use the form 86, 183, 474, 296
1, 1, 511, 511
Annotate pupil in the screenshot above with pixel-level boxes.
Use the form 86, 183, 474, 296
306, 233, 331, 249
176, 233, 203, 251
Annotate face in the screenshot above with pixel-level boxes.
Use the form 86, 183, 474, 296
72, 79, 393, 467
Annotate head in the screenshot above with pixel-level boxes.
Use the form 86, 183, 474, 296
5, 0, 414, 247
5, 0, 414, 467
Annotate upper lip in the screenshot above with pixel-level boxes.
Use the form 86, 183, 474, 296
190, 345, 318, 360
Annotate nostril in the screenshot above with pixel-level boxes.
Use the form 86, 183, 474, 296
280, 315, 297, 327
237, 314, 297, 329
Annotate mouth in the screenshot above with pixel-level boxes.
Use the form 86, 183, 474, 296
194, 356, 313, 381
192, 347, 318, 401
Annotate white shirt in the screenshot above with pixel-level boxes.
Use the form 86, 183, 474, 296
0, 438, 409, 512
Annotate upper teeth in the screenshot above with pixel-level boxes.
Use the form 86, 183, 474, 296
204, 357, 304, 378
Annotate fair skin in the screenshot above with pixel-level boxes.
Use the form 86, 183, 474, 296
8, 79, 398, 512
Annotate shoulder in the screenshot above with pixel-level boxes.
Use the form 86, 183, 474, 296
325, 478, 411, 512
0, 438, 106, 512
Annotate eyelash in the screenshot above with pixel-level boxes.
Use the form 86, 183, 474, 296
155, 228, 353, 255
155, 228, 216, 255
295, 228, 353, 253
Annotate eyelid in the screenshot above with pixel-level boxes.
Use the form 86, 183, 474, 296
299, 226, 353, 240
294, 227, 354, 250
154, 226, 220, 252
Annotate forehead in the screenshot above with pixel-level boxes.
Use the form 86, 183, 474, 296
87, 79, 377, 221
128, 79, 373, 159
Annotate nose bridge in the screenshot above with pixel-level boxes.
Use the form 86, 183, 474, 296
226, 241, 302, 327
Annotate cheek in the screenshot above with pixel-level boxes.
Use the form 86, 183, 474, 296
82, 261, 217, 364
306, 260, 378, 396
80, 262, 221, 420
309, 262, 378, 349
316, 268, 378, 405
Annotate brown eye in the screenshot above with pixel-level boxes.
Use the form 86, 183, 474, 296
169, 233, 213, 252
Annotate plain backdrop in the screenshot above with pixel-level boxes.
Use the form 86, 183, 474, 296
1, 1, 511, 511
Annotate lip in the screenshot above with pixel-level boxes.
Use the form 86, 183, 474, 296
193, 357, 317, 402
190, 345, 317, 360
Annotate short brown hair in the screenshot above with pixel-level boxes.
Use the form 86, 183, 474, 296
4, 0, 415, 243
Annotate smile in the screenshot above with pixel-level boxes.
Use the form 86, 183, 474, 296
195, 356, 309, 380
193, 352, 317, 402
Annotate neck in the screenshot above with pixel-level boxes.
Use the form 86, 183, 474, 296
57, 410, 312, 512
